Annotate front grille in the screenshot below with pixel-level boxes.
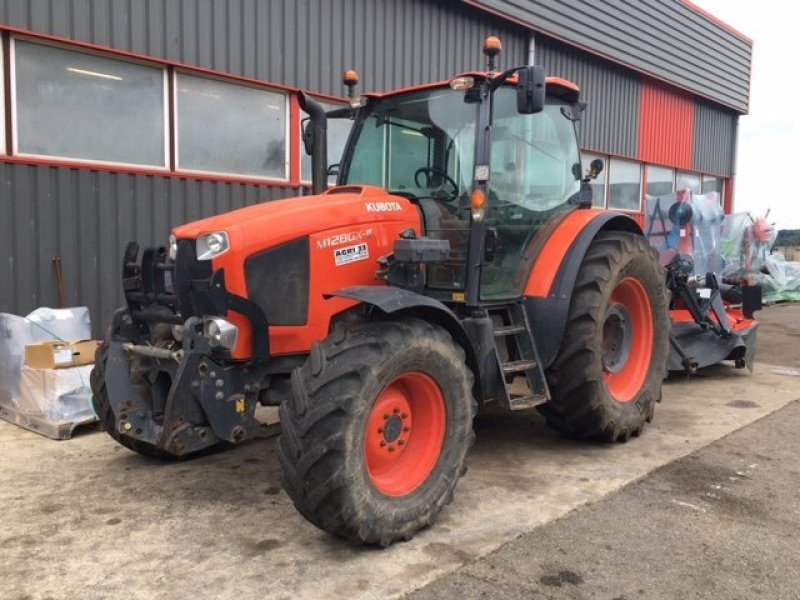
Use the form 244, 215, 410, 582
245, 238, 310, 326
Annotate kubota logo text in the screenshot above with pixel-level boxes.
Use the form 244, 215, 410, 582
365, 201, 402, 213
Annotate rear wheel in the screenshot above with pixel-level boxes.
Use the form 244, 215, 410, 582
543, 232, 669, 442
278, 317, 475, 545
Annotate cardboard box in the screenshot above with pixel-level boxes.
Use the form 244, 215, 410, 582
24, 340, 99, 369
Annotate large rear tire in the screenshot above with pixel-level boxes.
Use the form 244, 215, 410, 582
278, 317, 475, 546
543, 232, 669, 442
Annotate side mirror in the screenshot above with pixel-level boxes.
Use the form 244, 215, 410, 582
327, 163, 340, 185
517, 65, 546, 114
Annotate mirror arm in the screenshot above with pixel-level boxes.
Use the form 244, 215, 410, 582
298, 91, 328, 195
488, 66, 523, 92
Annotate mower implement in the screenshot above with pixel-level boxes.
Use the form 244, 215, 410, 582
93, 37, 670, 544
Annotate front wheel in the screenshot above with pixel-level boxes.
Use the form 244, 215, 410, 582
277, 318, 475, 546
543, 232, 670, 442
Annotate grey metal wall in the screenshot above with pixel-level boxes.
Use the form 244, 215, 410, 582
536, 36, 641, 158
467, 0, 752, 113
0, 0, 529, 96
0, 162, 292, 335
0, 0, 530, 329
693, 100, 737, 176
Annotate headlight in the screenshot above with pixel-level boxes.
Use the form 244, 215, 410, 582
168, 234, 178, 261
203, 317, 238, 350
196, 231, 230, 260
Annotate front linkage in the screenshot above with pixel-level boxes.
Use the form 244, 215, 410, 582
97, 242, 270, 457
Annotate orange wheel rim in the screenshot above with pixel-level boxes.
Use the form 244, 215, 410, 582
602, 277, 654, 403
364, 372, 446, 497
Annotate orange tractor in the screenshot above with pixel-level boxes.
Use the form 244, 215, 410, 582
92, 38, 669, 545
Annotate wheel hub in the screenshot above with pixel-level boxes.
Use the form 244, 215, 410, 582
602, 303, 632, 373
383, 414, 403, 443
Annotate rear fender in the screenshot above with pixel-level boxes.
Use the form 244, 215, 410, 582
329, 286, 484, 401
523, 210, 644, 368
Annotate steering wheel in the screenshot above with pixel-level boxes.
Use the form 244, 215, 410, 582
414, 167, 459, 197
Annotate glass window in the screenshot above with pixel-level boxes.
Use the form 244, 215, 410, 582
646, 165, 674, 197
676, 171, 701, 194
301, 101, 353, 183
176, 73, 287, 179
608, 158, 641, 211
581, 153, 606, 208
702, 175, 724, 205
13, 40, 166, 166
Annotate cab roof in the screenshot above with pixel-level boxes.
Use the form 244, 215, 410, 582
364, 72, 580, 104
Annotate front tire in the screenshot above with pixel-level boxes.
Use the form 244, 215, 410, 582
543, 232, 670, 442
277, 317, 475, 546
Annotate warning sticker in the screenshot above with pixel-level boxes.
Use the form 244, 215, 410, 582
334, 243, 369, 266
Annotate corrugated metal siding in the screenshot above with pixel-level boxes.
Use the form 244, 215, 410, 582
638, 79, 695, 170
536, 37, 640, 158
0, 0, 529, 97
466, 0, 752, 112
0, 162, 292, 335
693, 100, 737, 176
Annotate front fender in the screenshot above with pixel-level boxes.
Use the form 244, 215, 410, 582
329, 286, 482, 399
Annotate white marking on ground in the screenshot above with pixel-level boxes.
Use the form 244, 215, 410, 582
672, 499, 708, 513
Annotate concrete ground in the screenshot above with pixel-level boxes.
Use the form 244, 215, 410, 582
1, 304, 798, 600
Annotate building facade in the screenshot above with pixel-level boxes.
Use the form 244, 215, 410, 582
0, 0, 752, 333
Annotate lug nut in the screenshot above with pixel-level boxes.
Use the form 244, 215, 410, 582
388, 446, 395, 452
398, 440, 405, 446
384, 414, 389, 420
378, 428, 384, 434
393, 408, 400, 414
380, 441, 386, 447
403, 426, 410, 432
401, 412, 408, 419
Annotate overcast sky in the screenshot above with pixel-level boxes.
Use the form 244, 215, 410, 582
693, 0, 800, 230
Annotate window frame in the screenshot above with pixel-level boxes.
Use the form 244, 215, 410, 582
581, 151, 608, 209
606, 157, 642, 213
645, 164, 676, 197
9, 35, 170, 170
173, 69, 291, 182
701, 174, 726, 205
0, 33, 5, 156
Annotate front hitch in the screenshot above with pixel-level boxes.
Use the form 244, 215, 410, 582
105, 315, 267, 456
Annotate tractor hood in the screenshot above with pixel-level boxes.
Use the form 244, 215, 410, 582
172, 185, 421, 255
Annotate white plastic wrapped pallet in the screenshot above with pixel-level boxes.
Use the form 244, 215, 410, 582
0, 307, 96, 439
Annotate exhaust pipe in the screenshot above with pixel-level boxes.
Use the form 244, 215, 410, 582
298, 91, 328, 195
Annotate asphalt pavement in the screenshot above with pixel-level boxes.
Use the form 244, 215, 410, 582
407, 304, 800, 600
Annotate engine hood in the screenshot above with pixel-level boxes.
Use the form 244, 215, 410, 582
172, 185, 420, 253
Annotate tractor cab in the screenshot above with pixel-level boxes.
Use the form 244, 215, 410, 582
303, 37, 589, 306
338, 76, 583, 300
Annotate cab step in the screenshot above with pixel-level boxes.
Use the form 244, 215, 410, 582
508, 394, 549, 410
493, 324, 526, 336
490, 302, 550, 411
501, 359, 538, 374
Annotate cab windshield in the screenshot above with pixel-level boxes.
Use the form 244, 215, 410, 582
340, 85, 582, 299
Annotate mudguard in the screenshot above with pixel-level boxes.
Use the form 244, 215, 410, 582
329, 286, 485, 400
523, 209, 644, 369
